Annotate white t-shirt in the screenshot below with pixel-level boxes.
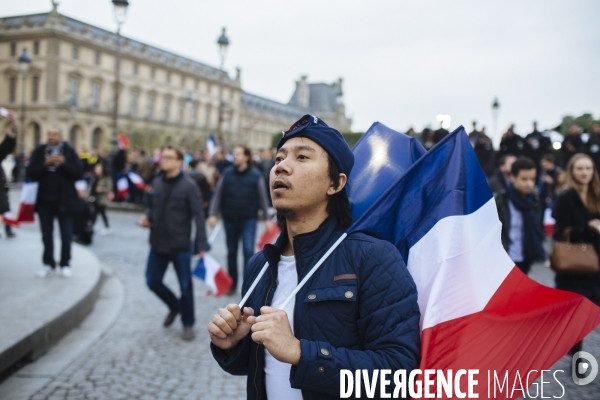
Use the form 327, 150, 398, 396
264, 255, 303, 400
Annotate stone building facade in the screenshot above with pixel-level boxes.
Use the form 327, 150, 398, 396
0, 6, 352, 153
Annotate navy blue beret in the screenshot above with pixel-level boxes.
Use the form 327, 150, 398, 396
277, 115, 355, 176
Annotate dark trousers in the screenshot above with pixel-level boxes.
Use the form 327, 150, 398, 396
224, 218, 257, 290
37, 201, 74, 268
515, 260, 532, 275
145, 249, 194, 327
92, 204, 109, 228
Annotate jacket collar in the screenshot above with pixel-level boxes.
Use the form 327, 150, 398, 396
263, 217, 341, 273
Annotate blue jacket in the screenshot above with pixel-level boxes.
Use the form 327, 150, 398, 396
211, 217, 421, 399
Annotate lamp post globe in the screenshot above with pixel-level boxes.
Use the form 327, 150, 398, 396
112, 0, 129, 26
18, 47, 32, 74
217, 27, 229, 59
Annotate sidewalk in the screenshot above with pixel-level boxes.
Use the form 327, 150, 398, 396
0, 229, 103, 377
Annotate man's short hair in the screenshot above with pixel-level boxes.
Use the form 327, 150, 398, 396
235, 144, 252, 160
510, 157, 537, 177
162, 146, 183, 160
541, 153, 555, 164
498, 154, 516, 167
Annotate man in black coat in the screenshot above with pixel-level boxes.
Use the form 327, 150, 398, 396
562, 124, 585, 166
498, 125, 525, 158
27, 127, 83, 278
585, 123, 600, 172
139, 146, 209, 341
207, 145, 274, 295
523, 121, 551, 169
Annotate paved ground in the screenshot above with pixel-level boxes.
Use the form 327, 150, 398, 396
1, 202, 599, 398
2, 210, 247, 399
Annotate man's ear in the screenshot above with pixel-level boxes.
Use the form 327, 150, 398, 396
327, 173, 348, 195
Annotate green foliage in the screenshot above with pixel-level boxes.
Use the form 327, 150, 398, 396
559, 113, 599, 135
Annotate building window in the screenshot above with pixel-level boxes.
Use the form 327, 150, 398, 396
178, 100, 185, 121
133, 62, 139, 75
72, 46, 79, 60
191, 104, 197, 125
205, 104, 212, 127
91, 83, 100, 108
166, 72, 171, 83
68, 78, 78, 105
10, 43, 16, 57
9, 77, 16, 103
33, 123, 41, 147
163, 98, 170, 120
94, 51, 101, 66
151, 67, 155, 80
33, 41, 40, 55
181, 75, 185, 87
194, 80, 199, 90
32, 76, 40, 102
130, 91, 138, 116
147, 94, 155, 118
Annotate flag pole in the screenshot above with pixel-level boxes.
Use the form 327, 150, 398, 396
238, 262, 269, 308
208, 223, 222, 246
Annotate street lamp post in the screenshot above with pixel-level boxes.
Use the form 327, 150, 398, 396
111, 0, 129, 141
492, 97, 500, 148
18, 47, 32, 157
216, 27, 229, 147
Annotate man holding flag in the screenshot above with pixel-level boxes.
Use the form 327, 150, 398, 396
208, 115, 421, 399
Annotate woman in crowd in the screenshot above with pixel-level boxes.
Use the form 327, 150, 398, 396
552, 153, 600, 354
89, 163, 112, 235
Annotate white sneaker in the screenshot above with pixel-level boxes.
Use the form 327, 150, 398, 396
36, 266, 55, 278
60, 266, 73, 278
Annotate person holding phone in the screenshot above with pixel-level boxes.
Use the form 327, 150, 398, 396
27, 127, 83, 278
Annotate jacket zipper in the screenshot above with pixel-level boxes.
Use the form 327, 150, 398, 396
255, 267, 275, 399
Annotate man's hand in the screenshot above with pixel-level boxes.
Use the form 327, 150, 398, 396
247, 306, 301, 365
208, 304, 254, 352
6, 110, 16, 137
44, 156, 58, 166
54, 154, 66, 165
197, 250, 206, 258
207, 216, 217, 228
541, 174, 554, 185
138, 215, 151, 228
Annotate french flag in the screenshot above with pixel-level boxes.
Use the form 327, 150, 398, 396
116, 174, 129, 199
2, 212, 19, 227
16, 180, 38, 223
348, 123, 600, 398
128, 171, 147, 190
193, 253, 233, 297
207, 135, 217, 158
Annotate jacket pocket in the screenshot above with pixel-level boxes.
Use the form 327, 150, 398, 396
303, 284, 357, 303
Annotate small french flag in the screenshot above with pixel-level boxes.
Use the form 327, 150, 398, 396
116, 175, 129, 199
2, 212, 19, 227
128, 172, 147, 190
207, 135, 217, 158
193, 253, 233, 297
17, 180, 38, 223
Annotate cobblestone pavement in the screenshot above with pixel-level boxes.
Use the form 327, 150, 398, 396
26, 211, 247, 400
10, 210, 600, 399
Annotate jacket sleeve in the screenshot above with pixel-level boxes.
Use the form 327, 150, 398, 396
210, 255, 264, 375
189, 181, 209, 253
289, 240, 421, 396
208, 175, 224, 217
26, 147, 47, 181
0, 134, 16, 162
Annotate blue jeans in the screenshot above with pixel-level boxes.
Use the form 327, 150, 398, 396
145, 250, 194, 327
224, 219, 257, 290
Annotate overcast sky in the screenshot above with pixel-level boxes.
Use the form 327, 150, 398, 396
5, 0, 600, 142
